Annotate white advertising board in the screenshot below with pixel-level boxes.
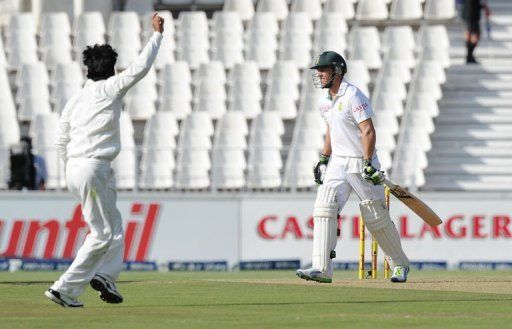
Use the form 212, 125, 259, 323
0, 192, 510, 269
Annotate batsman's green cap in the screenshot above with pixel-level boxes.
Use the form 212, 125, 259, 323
310, 51, 347, 71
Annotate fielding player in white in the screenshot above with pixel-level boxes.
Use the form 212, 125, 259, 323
46, 13, 164, 307
296, 51, 410, 283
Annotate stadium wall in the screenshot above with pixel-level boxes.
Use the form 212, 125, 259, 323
0, 192, 511, 270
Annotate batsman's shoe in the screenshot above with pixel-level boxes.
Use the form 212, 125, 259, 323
45, 289, 84, 308
390, 266, 409, 283
90, 274, 123, 304
296, 268, 332, 283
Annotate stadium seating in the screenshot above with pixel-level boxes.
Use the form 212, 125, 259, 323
4, 0, 493, 192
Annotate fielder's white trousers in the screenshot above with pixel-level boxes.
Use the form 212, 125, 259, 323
51, 158, 124, 298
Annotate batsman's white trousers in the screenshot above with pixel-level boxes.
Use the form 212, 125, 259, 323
323, 155, 385, 208
51, 158, 124, 298
323, 155, 409, 267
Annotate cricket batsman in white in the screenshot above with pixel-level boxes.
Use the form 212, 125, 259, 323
296, 51, 410, 283
46, 13, 164, 307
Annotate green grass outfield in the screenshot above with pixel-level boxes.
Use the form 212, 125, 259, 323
1, 270, 512, 329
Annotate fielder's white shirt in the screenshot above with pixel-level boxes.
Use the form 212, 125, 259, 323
55, 32, 163, 163
318, 78, 376, 172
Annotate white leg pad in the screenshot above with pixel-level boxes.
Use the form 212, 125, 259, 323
312, 185, 339, 275
359, 199, 410, 267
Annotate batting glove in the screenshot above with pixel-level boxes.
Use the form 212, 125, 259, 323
313, 154, 330, 185
362, 159, 385, 185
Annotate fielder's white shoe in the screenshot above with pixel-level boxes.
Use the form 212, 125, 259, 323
90, 274, 123, 304
296, 268, 332, 283
45, 289, 83, 308
390, 266, 409, 283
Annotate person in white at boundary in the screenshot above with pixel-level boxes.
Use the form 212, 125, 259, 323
46, 13, 164, 308
296, 51, 410, 284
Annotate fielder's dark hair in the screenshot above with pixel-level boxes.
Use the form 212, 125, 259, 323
82, 44, 118, 81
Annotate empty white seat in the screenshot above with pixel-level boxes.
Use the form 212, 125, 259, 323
125, 0, 154, 15
249, 149, 282, 168
349, 38, 382, 70
264, 96, 297, 120
40, 12, 71, 35
267, 77, 299, 101
215, 130, 248, 150
107, 11, 141, 36
414, 76, 442, 100
323, 0, 355, 19
417, 60, 446, 84
316, 12, 348, 35
111, 113, 135, 189
50, 62, 83, 87
51, 82, 81, 111
372, 92, 404, 116
218, 111, 249, 135
420, 47, 450, 68
291, 0, 323, 20
268, 60, 300, 86
245, 32, 277, 69
6, 31, 38, 69
16, 62, 49, 87
175, 165, 210, 189
250, 130, 283, 149
223, 0, 254, 21
196, 98, 227, 120
194, 61, 226, 86
345, 59, 371, 86
30, 113, 65, 189
390, 0, 422, 20
373, 111, 399, 134
376, 77, 407, 101
248, 12, 279, 35
410, 93, 439, 117
144, 112, 179, 140
384, 46, 416, 69
247, 165, 281, 188
424, 0, 455, 20
375, 130, 396, 151
160, 78, 192, 101
8, 13, 36, 35
182, 112, 214, 136
229, 61, 261, 85
74, 12, 105, 36
0, 38, 7, 67
159, 61, 191, 84
256, 0, 288, 21
283, 12, 313, 36
376, 149, 392, 171
229, 96, 262, 119
299, 111, 326, 131
382, 26, 415, 51
213, 11, 243, 33
314, 31, 347, 55
139, 162, 174, 189
253, 111, 285, 135
356, 0, 388, 20
350, 26, 381, 50
407, 111, 435, 133
418, 25, 450, 49
294, 129, 324, 150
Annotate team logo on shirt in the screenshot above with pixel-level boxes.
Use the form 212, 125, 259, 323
338, 102, 343, 112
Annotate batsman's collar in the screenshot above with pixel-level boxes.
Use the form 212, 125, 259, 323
324, 78, 349, 99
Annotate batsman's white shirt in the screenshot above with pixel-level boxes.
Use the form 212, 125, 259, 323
51, 32, 163, 299
318, 78, 375, 159
318, 78, 384, 208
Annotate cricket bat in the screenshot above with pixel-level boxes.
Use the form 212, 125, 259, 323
383, 178, 442, 227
